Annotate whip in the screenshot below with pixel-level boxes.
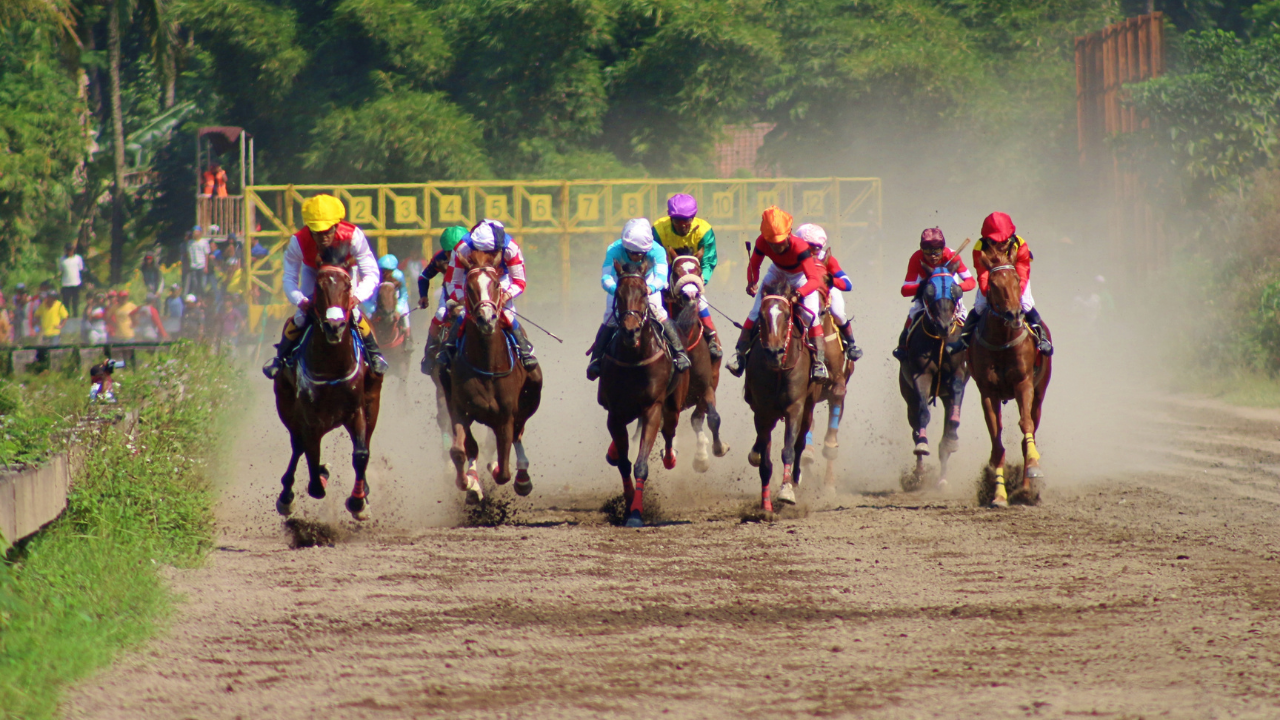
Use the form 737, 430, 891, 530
509, 309, 564, 344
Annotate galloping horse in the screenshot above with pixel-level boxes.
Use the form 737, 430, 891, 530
969, 242, 1052, 507
744, 283, 821, 512
440, 250, 542, 504
898, 267, 970, 491
599, 260, 677, 527
661, 253, 728, 472
370, 280, 411, 378
425, 317, 453, 459
801, 294, 854, 486
273, 259, 382, 520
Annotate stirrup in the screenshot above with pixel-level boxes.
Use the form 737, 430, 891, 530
262, 357, 282, 379
586, 358, 603, 381
725, 352, 747, 377
673, 352, 690, 372
369, 353, 389, 376
845, 345, 863, 362
810, 360, 830, 382
521, 354, 539, 369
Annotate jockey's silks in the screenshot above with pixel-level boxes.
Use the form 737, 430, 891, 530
901, 248, 976, 298
746, 233, 825, 297
972, 235, 1032, 296
294, 222, 357, 268
653, 217, 718, 283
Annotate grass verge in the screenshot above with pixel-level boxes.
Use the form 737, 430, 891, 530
1180, 369, 1280, 408
0, 343, 239, 719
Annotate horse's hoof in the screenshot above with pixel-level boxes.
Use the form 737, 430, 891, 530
465, 488, 483, 505
801, 446, 816, 469
777, 483, 797, 505
606, 441, 620, 467
346, 496, 369, 521
490, 461, 509, 484
514, 470, 532, 497
713, 443, 729, 458
936, 477, 949, 491
822, 443, 838, 460
276, 492, 295, 517
1025, 465, 1044, 480
663, 450, 677, 470
307, 481, 326, 500
693, 455, 710, 473
914, 442, 930, 457
748, 450, 762, 467
625, 511, 644, 528
762, 498, 774, 514
988, 497, 1009, 509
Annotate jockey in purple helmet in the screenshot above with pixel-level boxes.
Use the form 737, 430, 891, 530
651, 193, 722, 360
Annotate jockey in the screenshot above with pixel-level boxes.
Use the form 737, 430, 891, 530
953, 212, 1053, 356
261, 194, 387, 379
795, 223, 863, 362
892, 227, 976, 360
364, 254, 410, 333
417, 225, 466, 373
726, 206, 830, 382
651, 193, 721, 360
438, 218, 538, 370
586, 218, 690, 380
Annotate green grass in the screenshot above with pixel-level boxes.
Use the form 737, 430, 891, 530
0, 343, 239, 720
1181, 370, 1280, 408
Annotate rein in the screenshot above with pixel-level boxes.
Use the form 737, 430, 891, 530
976, 264, 1030, 352
458, 265, 516, 378
605, 273, 668, 367
297, 324, 364, 387
759, 295, 803, 373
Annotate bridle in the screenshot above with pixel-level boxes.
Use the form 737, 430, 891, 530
311, 265, 353, 328
985, 264, 1024, 325
465, 266, 503, 322
612, 271, 652, 329
759, 293, 804, 372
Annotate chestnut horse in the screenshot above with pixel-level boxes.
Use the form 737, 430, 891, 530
370, 280, 411, 379
969, 242, 1052, 507
440, 251, 542, 504
662, 253, 728, 472
801, 296, 854, 486
274, 262, 382, 520
744, 284, 821, 512
599, 259, 677, 527
898, 267, 969, 491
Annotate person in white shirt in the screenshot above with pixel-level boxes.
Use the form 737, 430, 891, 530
185, 228, 211, 296
60, 244, 85, 315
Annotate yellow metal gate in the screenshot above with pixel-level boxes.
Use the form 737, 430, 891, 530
240, 178, 881, 328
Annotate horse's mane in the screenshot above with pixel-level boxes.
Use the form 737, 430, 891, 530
318, 241, 353, 267
618, 259, 649, 278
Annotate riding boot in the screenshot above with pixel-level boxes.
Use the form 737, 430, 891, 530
437, 319, 461, 369
586, 323, 614, 381
420, 331, 440, 375
359, 323, 389, 376
700, 317, 723, 361
950, 309, 982, 354
1023, 307, 1054, 356
510, 322, 539, 369
662, 319, 691, 373
839, 321, 863, 362
262, 319, 304, 379
892, 323, 910, 361
725, 324, 755, 377
809, 333, 831, 382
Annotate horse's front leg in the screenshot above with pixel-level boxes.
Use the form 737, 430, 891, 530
776, 403, 804, 506
488, 420, 514, 487
660, 400, 680, 471
433, 377, 452, 462
304, 433, 328, 500
344, 410, 371, 520
938, 372, 966, 489
706, 395, 728, 458
981, 394, 1007, 508
750, 412, 778, 512
691, 405, 710, 473
912, 372, 934, 459
627, 404, 664, 527
277, 433, 304, 516
822, 394, 843, 460
606, 413, 634, 511
1016, 379, 1042, 487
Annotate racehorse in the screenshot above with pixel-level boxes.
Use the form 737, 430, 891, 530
743, 283, 821, 512
598, 259, 677, 527
425, 317, 453, 460
898, 267, 969, 491
800, 294, 854, 487
969, 242, 1052, 507
273, 259, 382, 521
661, 253, 728, 472
440, 250, 542, 504
370, 280, 411, 379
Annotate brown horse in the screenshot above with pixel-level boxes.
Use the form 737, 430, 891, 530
969, 243, 1052, 507
744, 284, 821, 512
273, 263, 382, 520
801, 296, 854, 487
425, 317, 453, 461
440, 251, 542, 504
370, 280, 411, 379
661, 253, 728, 472
599, 259, 676, 527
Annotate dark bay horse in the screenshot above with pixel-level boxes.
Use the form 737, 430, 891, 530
662, 253, 728, 472
426, 316, 453, 461
898, 268, 969, 491
801, 295, 854, 487
969, 243, 1052, 507
440, 251, 542, 504
274, 263, 382, 520
599, 259, 676, 527
744, 285, 820, 512
370, 280, 411, 379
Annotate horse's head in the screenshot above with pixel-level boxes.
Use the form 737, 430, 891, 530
758, 280, 795, 371
980, 239, 1023, 325
614, 258, 652, 350
375, 280, 398, 320
669, 253, 702, 306
459, 250, 503, 335
313, 264, 354, 344
923, 267, 961, 332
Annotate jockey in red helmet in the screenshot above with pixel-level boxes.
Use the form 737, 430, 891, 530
952, 212, 1053, 356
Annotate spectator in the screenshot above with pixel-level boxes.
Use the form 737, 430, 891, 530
140, 253, 162, 295
201, 164, 228, 197
250, 236, 269, 258
131, 293, 169, 341
163, 283, 184, 331
185, 229, 211, 297
86, 298, 109, 344
36, 291, 69, 345
59, 243, 85, 316
11, 284, 31, 340
219, 296, 243, 345
182, 294, 205, 340
111, 291, 137, 341
0, 294, 10, 344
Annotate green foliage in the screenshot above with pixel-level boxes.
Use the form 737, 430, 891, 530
0, 344, 238, 720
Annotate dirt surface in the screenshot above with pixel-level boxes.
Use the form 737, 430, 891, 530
63, 308, 1280, 718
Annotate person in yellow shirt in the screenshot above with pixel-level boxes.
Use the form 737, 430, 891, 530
36, 292, 69, 344
111, 292, 138, 340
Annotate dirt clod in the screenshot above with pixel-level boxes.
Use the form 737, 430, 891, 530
283, 518, 340, 548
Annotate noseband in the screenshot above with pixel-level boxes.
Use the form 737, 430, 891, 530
465, 266, 502, 318
613, 271, 651, 327
986, 264, 1023, 324
760, 294, 801, 370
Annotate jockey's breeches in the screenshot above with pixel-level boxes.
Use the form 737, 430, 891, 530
973, 280, 1034, 314
746, 266, 821, 335
604, 289, 668, 325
